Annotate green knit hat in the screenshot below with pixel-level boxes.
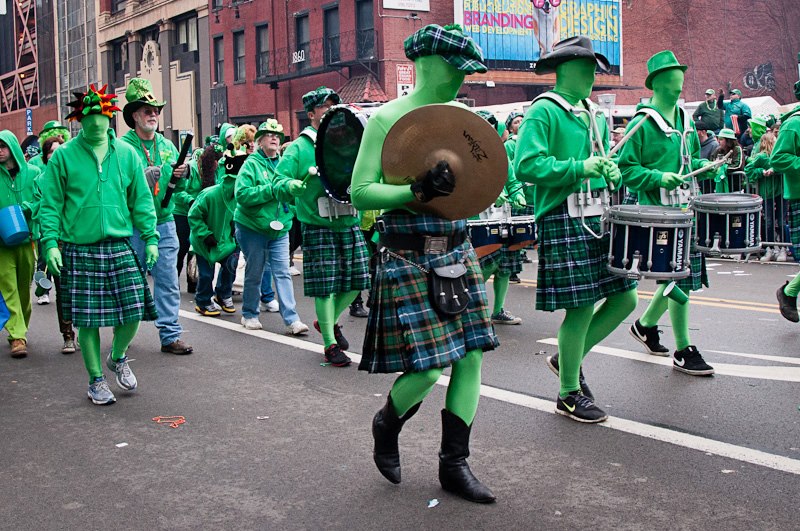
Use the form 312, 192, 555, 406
254, 118, 285, 143
123, 78, 166, 128
644, 50, 687, 90
302, 87, 340, 114
404, 24, 487, 74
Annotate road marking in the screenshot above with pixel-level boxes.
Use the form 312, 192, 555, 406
704, 349, 800, 366
537, 338, 800, 382
180, 310, 800, 476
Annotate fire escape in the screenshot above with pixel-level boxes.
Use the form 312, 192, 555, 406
0, 0, 39, 113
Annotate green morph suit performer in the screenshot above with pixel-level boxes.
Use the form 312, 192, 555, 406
619, 51, 715, 376
514, 36, 638, 423
41, 85, 160, 405
277, 87, 370, 367
351, 24, 497, 504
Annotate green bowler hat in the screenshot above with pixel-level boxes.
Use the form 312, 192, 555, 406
644, 50, 688, 90
254, 118, 285, 143
123, 78, 166, 128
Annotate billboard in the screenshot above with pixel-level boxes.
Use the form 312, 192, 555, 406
454, 0, 622, 74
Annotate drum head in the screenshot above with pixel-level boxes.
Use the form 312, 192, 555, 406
692, 193, 763, 212
316, 105, 369, 203
609, 204, 693, 224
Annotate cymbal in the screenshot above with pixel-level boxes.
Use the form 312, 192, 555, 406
381, 104, 508, 220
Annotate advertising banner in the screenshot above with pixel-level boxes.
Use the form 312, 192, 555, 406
454, 0, 622, 74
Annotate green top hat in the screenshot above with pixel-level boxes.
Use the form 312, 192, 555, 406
254, 119, 285, 143
717, 128, 737, 140
644, 50, 687, 90
535, 35, 610, 75
123, 78, 166, 128
39, 120, 70, 141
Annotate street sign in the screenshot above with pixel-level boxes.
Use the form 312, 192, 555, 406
25, 109, 32, 136
396, 63, 414, 97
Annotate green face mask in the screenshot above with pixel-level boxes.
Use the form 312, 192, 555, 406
81, 114, 110, 145
412, 55, 466, 102
554, 58, 597, 104
650, 68, 685, 108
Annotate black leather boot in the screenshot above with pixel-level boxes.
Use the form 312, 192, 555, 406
438, 409, 496, 503
372, 395, 421, 484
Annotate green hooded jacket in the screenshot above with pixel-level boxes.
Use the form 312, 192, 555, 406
744, 151, 781, 198
0, 130, 40, 247
514, 96, 609, 218
278, 126, 359, 230
234, 148, 296, 238
120, 130, 184, 224
771, 113, 800, 200
28, 154, 46, 172
39, 129, 159, 251
188, 172, 237, 263
173, 159, 203, 217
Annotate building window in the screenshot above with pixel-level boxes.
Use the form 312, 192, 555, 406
324, 7, 340, 65
233, 31, 245, 82
356, 0, 374, 60
295, 14, 309, 72
256, 24, 269, 78
111, 39, 127, 85
214, 36, 224, 84
176, 16, 198, 52
212, 0, 223, 9
111, 0, 126, 14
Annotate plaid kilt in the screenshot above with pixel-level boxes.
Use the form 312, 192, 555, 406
479, 247, 524, 275
537, 203, 637, 311
301, 224, 371, 298
659, 249, 708, 292
788, 199, 800, 263
61, 240, 157, 328
360, 213, 498, 374
621, 191, 639, 205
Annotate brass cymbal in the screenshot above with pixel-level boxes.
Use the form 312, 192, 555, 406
381, 104, 508, 220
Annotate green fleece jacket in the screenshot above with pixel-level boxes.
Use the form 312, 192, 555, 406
234, 148, 296, 238
745, 151, 781, 198
39, 129, 159, 250
173, 159, 203, 217
279, 126, 359, 230
514, 97, 609, 218
0, 130, 40, 247
120, 130, 184, 224
188, 172, 237, 263
771, 113, 800, 200
618, 104, 705, 206
28, 154, 45, 172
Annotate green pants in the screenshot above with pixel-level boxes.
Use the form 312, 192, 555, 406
0, 243, 35, 341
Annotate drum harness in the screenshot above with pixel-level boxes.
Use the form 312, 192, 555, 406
302, 127, 359, 220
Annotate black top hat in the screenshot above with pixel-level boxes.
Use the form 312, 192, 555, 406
534, 36, 610, 75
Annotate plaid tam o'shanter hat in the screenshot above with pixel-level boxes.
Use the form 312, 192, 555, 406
66, 84, 121, 122
302, 87, 340, 113
404, 24, 487, 74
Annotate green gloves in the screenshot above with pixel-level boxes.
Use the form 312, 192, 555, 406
660, 172, 685, 189
145, 244, 159, 269
510, 191, 527, 209
288, 180, 306, 197
46, 247, 63, 276
582, 156, 620, 188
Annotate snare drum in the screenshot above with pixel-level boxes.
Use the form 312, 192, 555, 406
505, 216, 536, 251
467, 219, 505, 258
607, 205, 693, 280
692, 193, 763, 255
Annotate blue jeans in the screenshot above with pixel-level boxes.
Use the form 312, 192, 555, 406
132, 220, 182, 345
261, 261, 275, 303
235, 223, 299, 324
196, 251, 238, 307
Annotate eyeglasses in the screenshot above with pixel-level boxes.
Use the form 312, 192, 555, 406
138, 107, 161, 116
262, 132, 281, 138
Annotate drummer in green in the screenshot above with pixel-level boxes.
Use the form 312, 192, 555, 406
618, 50, 715, 376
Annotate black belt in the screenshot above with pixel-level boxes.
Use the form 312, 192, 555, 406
379, 232, 466, 254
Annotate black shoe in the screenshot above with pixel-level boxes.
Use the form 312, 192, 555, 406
372, 395, 421, 484
629, 320, 670, 356
350, 301, 368, 318
508, 273, 521, 284
556, 391, 607, 423
545, 353, 593, 400
323, 344, 352, 367
673, 346, 714, 376
521, 252, 533, 264
776, 281, 799, 323
313, 320, 349, 350
438, 410, 496, 504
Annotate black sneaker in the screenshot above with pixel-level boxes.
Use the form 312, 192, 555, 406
556, 391, 607, 423
313, 320, 349, 350
508, 273, 521, 284
350, 301, 368, 318
629, 320, 670, 356
673, 345, 714, 376
324, 344, 352, 367
776, 281, 799, 323
545, 353, 594, 400
522, 252, 533, 263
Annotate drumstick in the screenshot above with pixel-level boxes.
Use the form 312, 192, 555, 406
301, 166, 318, 184
607, 114, 650, 157
681, 152, 732, 180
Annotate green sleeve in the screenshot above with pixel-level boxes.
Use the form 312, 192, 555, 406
187, 192, 212, 242
513, 108, 584, 189
127, 154, 159, 245
236, 159, 279, 207
504, 162, 523, 198
771, 126, 800, 176
173, 162, 201, 210
38, 153, 66, 251
273, 142, 311, 204
744, 153, 770, 182
619, 116, 664, 192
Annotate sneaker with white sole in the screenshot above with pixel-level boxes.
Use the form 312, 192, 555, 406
195, 303, 221, 317
556, 391, 607, 423
760, 247, 775, 262
288, 265, 301, 276
259, 300, 280, 313
776, 247, 788, 262
673, 345, 714, 376
36, 294, 50, 305
87, 377, 116, 405
213, 296, 236, 313
629, 320, 670, 356
106, 353, 138, 391
286, 320, 309, 336
61, 338, 77, 354
241, 316, 263, 330
491, 309, 522, 325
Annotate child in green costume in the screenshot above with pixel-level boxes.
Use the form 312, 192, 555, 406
618, 51, 715, 376
40, 85, 160, 405
351, 24, 497, 503
514, 36, 638, 422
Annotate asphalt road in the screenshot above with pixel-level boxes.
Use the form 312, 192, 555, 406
1, 255, 798, 530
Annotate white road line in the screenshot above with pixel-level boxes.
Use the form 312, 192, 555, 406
179, 310, 800, 476
704, 349, 800, 366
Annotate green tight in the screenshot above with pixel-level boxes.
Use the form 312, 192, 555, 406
558, 289, 638, 396
78, 321, 140, 381
389, 349, 484, 425
639, 283, 692, 351
784, 274, 800, 297
481, 262, 511, 314
315, 291, 359, 347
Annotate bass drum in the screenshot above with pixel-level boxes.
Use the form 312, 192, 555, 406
315, 104, 378, 204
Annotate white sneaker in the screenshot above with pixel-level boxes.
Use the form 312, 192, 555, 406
776, 247, 788, 262
288, 265, 301, 276
259, 300, 280, 313
241, 317, 263, 330
286, 320, 309, 336
36, 294, 50, 305
760, 247, 775, 262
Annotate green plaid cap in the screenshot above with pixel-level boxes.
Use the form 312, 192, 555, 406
302, 86, 340, 113
404, 24, 487, 74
